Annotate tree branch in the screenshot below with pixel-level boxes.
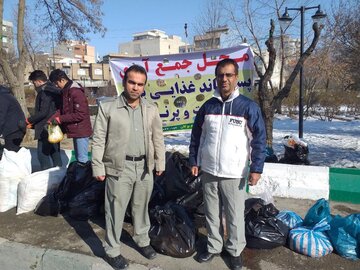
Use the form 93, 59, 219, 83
273, 23, 323, 107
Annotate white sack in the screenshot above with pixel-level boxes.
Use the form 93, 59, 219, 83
0, 148, 32, 212
17, 166, 66, 215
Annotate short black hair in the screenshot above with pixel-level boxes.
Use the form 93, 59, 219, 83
123, 65, 147, 84
49, 69, 70, 83
28, 70, 47, 82
215, 58, 239, 76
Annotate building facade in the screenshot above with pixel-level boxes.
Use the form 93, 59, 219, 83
1, 20, 14, 53
53, 40, 96, 65
193, 26, 229, 51
119, 29, 187, 56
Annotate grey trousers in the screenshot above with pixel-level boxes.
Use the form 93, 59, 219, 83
104, 159, 153, 257
202, 172, 246, 257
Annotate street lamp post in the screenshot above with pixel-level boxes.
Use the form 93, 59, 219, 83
279, 5, 326, 139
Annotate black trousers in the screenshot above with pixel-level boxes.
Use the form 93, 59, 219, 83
37, 138, 63, 170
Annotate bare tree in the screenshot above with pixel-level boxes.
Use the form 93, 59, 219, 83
193, 0, 228, 50
0, 0, 106, 141
329, 0, 360, 91
196, 0, 325, 145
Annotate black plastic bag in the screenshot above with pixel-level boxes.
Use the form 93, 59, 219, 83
35, 161, 104, 219
278, 135, 309, 165
34, 193, 61, 217
176, 190, 206, 228
149, 203, 196, 258
161, 152, 202, 201
265, 146, 278, 163
55, 161, 94, 201
67, 180, 105, 220
279, 145, 310, 165
245, 199, 289, 249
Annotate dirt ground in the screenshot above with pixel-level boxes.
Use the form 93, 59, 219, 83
7, 126, 360, 269
0, 197, 359, 270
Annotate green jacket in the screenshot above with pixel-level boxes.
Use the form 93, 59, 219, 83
91, 95, 165, 177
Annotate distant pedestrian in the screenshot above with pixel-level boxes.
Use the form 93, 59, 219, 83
49, 69, 92, 164
28, 70, 63, 170
91, 64, 165, 270
189, 58, 266, 270
0, 85, 26, 153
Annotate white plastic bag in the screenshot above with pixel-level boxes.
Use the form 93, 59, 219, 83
0, 148, 32, 212
17, 166, 66, 215
48, 124, 64, 144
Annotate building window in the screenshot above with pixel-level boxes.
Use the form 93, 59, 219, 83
77, 69, 86, 75
94, 68, 102, 75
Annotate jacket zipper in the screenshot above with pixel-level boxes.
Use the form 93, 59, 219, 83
215, 101, 226, 173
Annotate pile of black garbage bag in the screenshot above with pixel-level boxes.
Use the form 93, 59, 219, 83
35, 161, 105, 220
33, 151, 293, 258
245, 198, 289, 249
148, 151, 204, 258
266, 135, 310, 165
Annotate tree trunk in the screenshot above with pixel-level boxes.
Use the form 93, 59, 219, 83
0, 0, 30, 141
257, 19, 276, 145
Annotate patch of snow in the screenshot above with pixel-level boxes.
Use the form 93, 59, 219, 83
164, 117, 360, 168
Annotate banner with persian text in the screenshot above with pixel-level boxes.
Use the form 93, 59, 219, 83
109, 45, 254, 132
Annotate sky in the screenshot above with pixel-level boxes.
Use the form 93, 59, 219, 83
3, 0, 334, 58
3, 0, 206, 57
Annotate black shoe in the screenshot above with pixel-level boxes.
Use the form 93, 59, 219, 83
229, 255, 242, 270
197, 251, 220, 263
139, 245, 157, 260
103, 254, 129, 270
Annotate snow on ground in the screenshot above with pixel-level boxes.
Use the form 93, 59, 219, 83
164, 115, 360, 168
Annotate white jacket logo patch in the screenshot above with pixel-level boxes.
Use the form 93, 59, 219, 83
229, 117, 243, 127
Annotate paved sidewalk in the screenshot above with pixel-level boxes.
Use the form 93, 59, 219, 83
0, 197, 359, 269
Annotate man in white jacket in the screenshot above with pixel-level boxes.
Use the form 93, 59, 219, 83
189, 58, 266, 270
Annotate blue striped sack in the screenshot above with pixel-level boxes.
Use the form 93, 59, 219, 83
276, 210, 303, 229
289, 218, 333, 257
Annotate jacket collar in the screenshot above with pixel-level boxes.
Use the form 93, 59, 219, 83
117, 92, 148, 108
213, 87, 240, 102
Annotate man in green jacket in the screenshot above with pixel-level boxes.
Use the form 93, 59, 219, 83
91, 65, 165, 270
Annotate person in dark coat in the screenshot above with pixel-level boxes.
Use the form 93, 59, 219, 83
0, 85, 26, 153
49, 69, 92, 164
28, 70, 63, 170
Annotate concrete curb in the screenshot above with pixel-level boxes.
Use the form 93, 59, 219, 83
0, 237, 152, 270
28, 148, 360, 204
249, 163, 330, 201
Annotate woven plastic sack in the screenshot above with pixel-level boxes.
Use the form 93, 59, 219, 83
48, 124, 63, 143
0, 148, 31, 212
289, 218, 333, 257
276, 210, 303, 229
17, 167, 66, 214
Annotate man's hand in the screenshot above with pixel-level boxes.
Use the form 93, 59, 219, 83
96, 175, 106, 181
48, 117, 60, 125
25, 118, 32, 128
248, 172, 261, 186
155, 171, 163, 176
191, 166, 199, 176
